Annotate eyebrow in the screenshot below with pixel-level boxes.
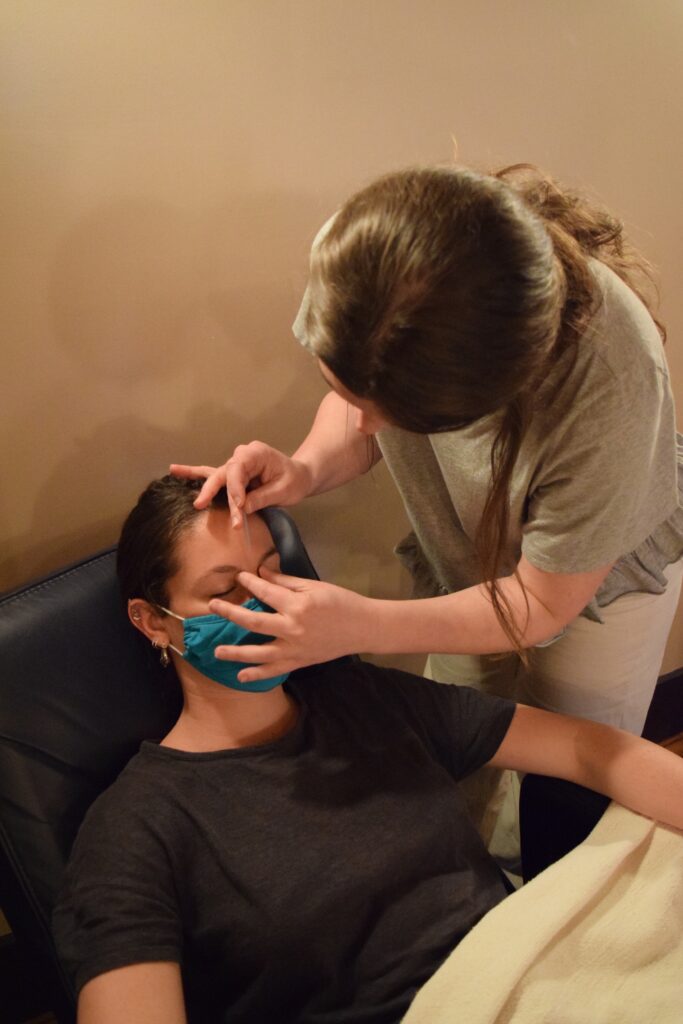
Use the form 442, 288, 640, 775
196, 545, 278, 585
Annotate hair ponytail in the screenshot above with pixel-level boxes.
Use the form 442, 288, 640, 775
305, 165, 665, 656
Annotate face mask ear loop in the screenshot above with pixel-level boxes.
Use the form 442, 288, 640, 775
159, 605, 184, 622
158, 606, 185, 657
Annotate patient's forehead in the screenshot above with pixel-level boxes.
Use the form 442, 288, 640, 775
173, 508, 274, 582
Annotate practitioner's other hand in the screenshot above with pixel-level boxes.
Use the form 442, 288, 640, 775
170, 443, 314, 527
208, 568, 373, 679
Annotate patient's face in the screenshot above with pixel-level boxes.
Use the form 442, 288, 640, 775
165, 508, 280, 621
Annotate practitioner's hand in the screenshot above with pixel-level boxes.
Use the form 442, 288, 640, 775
170, 443, 314, 527
208, 567, 373, 679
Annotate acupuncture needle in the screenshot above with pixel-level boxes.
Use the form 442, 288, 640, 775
240, 477, 260, 558
241, 503, 252, 556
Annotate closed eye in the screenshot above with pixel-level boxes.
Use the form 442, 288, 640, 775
208, 548, 279, 601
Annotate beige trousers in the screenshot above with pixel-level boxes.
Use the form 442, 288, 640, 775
425, 559, 683, 842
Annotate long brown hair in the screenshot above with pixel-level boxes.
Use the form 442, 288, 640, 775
303, 165, 664, 653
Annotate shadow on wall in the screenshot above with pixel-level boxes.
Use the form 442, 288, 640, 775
0, 391, 411, 615
2, 188, 323, 586
3, 184, 411, 623
0, 379, 315, 589
45, 189, 332, 380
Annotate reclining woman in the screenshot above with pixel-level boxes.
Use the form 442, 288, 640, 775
53, 474, 683, 1024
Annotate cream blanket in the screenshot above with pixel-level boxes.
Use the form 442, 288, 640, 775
403, 804, 683, 1023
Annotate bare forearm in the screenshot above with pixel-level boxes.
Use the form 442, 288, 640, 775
292, 392, 382, 496
78, 963, 186, 1024
575, 722, 683, 830
365, 579, 563, 657
492, 706, 683, 832
358, 554, 613, 657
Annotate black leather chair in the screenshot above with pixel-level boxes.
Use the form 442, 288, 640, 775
0, 507, 319, 1023
0, 503, 608, 1020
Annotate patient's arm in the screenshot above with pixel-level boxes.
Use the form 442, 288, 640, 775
78, 962, 186, 1024
489, 704, 683, 832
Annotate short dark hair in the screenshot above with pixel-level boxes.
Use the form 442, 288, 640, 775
116, 475, 228, 607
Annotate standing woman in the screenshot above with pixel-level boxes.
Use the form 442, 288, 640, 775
173, 164, 683, 741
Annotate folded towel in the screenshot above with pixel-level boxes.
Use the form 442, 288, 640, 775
403, 803, 683, 1023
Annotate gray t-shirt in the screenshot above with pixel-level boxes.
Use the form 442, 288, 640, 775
294, 249, 683, 622
52, 661, 514, 1024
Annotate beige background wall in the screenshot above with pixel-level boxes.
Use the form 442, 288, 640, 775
2, 0, 683, 671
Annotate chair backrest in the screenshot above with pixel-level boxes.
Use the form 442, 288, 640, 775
0, 506, 318, 1019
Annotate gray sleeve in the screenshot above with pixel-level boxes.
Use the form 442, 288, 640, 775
363, 664, 516, 781
522, 292, 679, 574
440, 684, 517, 780
52, 795, 182, 995
291, 213, 339, 350
292, 285, 312, 350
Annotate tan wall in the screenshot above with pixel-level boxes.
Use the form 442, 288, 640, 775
2, 0, 683, 672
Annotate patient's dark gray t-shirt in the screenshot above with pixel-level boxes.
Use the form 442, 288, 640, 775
53, 660, 515, 1024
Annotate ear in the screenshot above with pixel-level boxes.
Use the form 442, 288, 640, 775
128, 599, 171, 647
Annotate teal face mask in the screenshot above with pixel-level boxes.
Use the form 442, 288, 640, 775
163, 597, 288, 693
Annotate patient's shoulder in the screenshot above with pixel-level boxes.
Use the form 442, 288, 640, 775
287, 657, 402, 704
288, 658, 514, 772
287, 657, 454, 729
69, 744, 177, 854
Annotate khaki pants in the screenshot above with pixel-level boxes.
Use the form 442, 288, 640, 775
425, 559, 683, 844
424, 651, 520, 845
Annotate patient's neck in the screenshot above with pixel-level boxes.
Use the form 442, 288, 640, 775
161, 667, 298, 752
